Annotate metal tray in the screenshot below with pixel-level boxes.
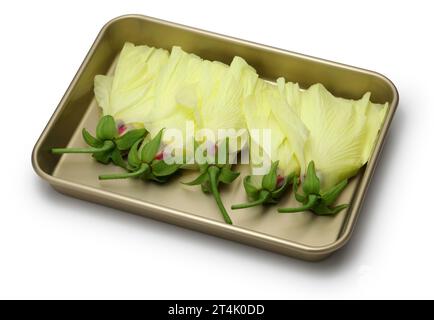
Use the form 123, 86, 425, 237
32, 14, 398, 261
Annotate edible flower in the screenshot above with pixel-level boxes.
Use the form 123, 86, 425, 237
52, 115, 147, 168
278, 161, 348, 214
183, 139, 239, 224
98, 128, 181, 182
232, 81, 308, 209
278, 82, 388, 214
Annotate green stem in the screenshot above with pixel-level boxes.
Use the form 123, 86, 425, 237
278, 194, 318, 213
52, 140, 114, 154
98, 163, 149, 180
208, 166, 233, 225
231, 190, 270, 210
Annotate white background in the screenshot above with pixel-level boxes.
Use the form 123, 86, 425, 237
0, 0, 432, 299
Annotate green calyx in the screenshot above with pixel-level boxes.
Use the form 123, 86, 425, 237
182, 138, 240, 224
52, 115, 147, 168
231, 161, 292, 210
98, 128, 181, 182
278, 161, 349, 215
183, 163, 239, 225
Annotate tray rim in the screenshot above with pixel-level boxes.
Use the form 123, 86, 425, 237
31, 14, 399, 260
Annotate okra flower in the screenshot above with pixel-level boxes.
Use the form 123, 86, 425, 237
278, 82, 388, 214
54, 43, 167, 169
96, 45, 206, 163
232, 81, 308, 209
98, 129, 181, 182
194, 56, 258, 147
184, 56, 258, 224
279, 161, 349, 214
183, 139, 239, 224
52, 115, 147, 168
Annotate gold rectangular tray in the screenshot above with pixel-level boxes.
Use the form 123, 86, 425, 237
32, 15, 398, 261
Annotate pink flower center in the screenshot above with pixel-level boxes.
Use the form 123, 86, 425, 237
155, 152, 164, 160
276, 175, 284, 188
207, 142, 218, 157
117, 124, 127, 135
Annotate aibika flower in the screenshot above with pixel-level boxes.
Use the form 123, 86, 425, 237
98, 128, 181, 183
278, 82, 388, 214
232, 80, 308, 209
184, 56, 259, 224
52, 115, 147, 169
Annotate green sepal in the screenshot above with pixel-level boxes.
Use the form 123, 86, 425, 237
82, 128, 102, 148
218, 165, 240, 184
182, 172, 209, 186
127, 139, 142, 169
292, 175, 306, 203
89, 141, 116, 164
98, 163, 149, 180
201, 182, 211, 193
110, 148, 126, 169
243, 176, 259, 200
96, 115, 117, 141
199, 163, 209, 174
115, 128, 147, 151
278, 161, 349, 215
302, 161, 320, 195
321, 179, 348, 206
312, 203, 349, 215
151, 160, 181, 177
144, 171, 170, 183
231, 189, 271, 210
232, 165, 292, 210
141, 129, 164, 163
92, 150, 112, 164
262, 161, 279, 191
278, 194, 319, 213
